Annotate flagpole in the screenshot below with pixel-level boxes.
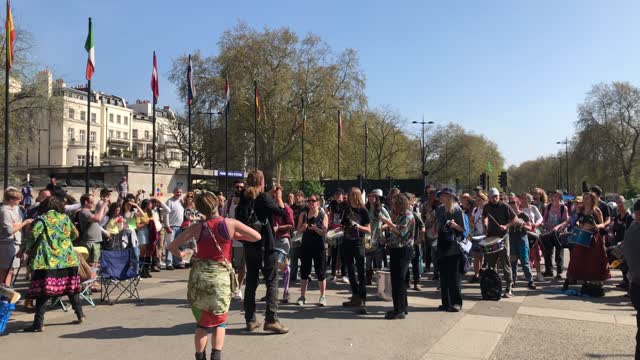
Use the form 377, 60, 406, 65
187, 55, 192, 192
301, 96, 305, 183
3, 38, 8, 191
364, 111, 368, 185
151, 51, 157, 195
337, 110, 340, 187
253, 80, 258, 169
85, 80, 91, 193
224, 78, 229, 194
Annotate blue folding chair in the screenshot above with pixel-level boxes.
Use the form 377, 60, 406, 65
99, 248, 141, 304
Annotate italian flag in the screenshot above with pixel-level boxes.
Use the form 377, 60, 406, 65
84, 18, 94, 81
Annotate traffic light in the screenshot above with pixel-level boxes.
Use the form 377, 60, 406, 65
499, 171, 508, 189
479, 173, 487, 190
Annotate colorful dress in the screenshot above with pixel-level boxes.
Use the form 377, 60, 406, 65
567, 212, 610, 281
25, 210, 81, 299
187, 217, 233, 328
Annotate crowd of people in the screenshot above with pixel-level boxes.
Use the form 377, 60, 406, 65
1, 172, 639, 360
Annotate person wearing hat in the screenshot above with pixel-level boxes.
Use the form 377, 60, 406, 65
622, 200, 640, 359
435, 187, 469, 312
482, 187, 518, 298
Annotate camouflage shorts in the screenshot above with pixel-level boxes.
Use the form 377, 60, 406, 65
187, 259, 231, 315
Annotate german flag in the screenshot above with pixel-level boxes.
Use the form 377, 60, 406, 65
5, 0, 15, 71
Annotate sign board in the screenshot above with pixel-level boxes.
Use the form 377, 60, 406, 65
217, 170, 244, 178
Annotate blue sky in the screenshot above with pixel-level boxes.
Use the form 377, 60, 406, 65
15, 0, 640, 166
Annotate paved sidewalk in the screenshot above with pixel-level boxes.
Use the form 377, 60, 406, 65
1, 266, 636, 360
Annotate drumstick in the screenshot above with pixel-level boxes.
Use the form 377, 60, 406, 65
488, 214, 501, 226
276, 163, 282, 188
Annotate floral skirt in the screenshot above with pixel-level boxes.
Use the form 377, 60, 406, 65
26, 267, 81, 299
187, 259, 231, 328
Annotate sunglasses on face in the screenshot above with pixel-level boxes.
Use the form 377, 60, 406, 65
309, 199, 319, 203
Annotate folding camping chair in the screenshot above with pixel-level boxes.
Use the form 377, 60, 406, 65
99, 248, 141, 304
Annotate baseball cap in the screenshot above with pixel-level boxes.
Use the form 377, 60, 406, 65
371, 189, 383, 197
488, 188, 500, 197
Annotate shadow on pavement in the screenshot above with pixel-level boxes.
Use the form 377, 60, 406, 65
59, 323, 194, 339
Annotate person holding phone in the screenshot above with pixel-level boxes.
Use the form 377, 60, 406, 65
295, 194, 328, 307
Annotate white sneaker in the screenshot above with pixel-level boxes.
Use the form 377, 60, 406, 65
331, 276, 338, 283
232, 290, 243, 301
502, 290, 513, 298
536, 274, 545, 282
341, 276, 350, 284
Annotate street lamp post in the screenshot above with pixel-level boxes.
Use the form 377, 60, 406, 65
557, 138, 569, 192
412, 119, 434, 187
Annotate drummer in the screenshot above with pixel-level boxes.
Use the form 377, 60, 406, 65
469, 192, 487, 283
520, 193, 545, 282
507, 196, 536, 289
563, 192, 610, 292
482, 188, 518, 298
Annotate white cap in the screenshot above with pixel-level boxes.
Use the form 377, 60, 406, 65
488, 188, 500, 197
371, 189, 383, 197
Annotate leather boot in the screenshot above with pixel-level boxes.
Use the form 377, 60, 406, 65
195, 352, 206, 360
342, 294, 361, 307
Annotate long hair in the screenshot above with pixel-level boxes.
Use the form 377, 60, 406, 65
245, 170, 264, 201
367, 193, 382, 218
107, 202, 120, 218
582, 192, 598, 213
392, 194, 410, 217
348, 188, 365, 209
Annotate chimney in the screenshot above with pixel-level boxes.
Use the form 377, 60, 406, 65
55, 78, 65, 88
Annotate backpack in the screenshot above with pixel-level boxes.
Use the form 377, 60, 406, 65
71, 208, 85, 243
581, 282, 605, 297
545, 203, 565, 222
479, 268, 502, 301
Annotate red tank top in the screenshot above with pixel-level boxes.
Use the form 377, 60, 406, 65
195, 217, 233, 262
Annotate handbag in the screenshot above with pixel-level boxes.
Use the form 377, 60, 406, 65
203, 221, 239, 294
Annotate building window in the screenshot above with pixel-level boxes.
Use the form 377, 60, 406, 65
123, 132, 128, 140
77, 155, 86, 166
117, 115, 121, 124
144, 130, 150, 139
79, 130, 86, 143
91, 113, 97, 123
132, 129, 138, 139
80, 111, 86, 121
69, 108, 75, 119
116, 131, 121, 139
67, 127, 74, 141
182, 152, 188, 162
109, 113, 114, 123
124, 116, 128, 125
109, 130, 114, 138
171, 152, 179, 160
90, 131, 96, 142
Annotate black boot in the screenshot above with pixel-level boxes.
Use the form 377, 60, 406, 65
74, 310, 86, 323
195, 352, 206, 360
211, 349, 222, 360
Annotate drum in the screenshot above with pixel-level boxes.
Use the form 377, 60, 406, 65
291, 231, 303, 248
471, 235, 485, 253
568, 227, 593, 247
526, 231, 539, 248
375, 270, 392, 301
479, 236, 505, 254
326, 229, 344, 247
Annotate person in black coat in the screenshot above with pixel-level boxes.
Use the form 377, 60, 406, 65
234, 170, 289, 334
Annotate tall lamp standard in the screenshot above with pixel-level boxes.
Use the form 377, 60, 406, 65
412, 119, 434, 187
556, 137, 569, 192
197, 110, 222, 169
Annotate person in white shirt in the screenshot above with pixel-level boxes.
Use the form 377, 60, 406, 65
164, 187, 185, 270
520, 193, 544, 281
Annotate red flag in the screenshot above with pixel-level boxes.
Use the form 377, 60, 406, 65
150, 51, 159, 102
